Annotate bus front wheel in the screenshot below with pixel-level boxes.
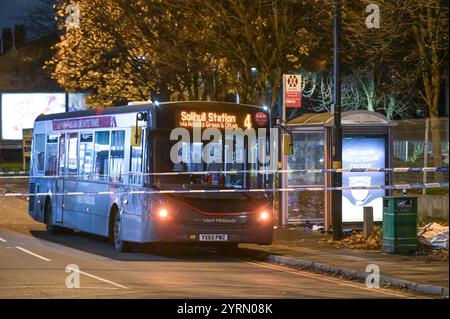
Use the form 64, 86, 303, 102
113, 213, 130, 253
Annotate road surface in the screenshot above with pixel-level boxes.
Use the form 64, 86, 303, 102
0, 180, 425, 299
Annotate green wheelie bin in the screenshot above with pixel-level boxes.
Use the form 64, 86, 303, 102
382, 196, 418, 254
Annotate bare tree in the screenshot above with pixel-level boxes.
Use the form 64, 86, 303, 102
407, 0, 449, 169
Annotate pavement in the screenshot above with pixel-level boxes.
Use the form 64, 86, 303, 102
0, 178, 446, 298
241, 226, 449, 296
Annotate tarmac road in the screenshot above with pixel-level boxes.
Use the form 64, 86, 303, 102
0, 181, 425, 299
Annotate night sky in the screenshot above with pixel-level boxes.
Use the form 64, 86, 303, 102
0, 0, 40, 29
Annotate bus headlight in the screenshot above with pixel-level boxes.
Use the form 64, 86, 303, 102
158, 208, 169, 219
259, 211, 270, 221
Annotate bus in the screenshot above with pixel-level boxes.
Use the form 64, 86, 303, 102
28, 101, 274, 252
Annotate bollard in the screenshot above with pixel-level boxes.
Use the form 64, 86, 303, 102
363, 207, 374, 239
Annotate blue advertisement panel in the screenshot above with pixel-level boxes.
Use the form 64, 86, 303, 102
342, 137, 386, 222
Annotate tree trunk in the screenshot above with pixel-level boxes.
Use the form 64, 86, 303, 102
193, 72, 199, 100
430, 116, 442, 182
158, 82, 172, 102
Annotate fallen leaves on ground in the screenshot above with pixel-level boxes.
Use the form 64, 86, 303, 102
318, 225, 449, 261
318, 226, 382, 250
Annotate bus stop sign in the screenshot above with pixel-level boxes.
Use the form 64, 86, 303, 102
283, 74, 302, 108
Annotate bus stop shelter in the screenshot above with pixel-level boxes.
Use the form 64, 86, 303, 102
280, 110, 396, 231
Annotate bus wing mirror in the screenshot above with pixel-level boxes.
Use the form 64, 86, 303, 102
133, 112, 147, 146
131, 126, 141, 147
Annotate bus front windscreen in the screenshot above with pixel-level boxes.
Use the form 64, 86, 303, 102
152, 130, 272, 191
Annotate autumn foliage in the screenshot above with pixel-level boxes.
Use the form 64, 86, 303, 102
47, 0, 448, 135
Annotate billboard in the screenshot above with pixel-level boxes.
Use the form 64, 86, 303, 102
1, 93, 88, 140
342, 137, 386, 222
68, 93, 88, 112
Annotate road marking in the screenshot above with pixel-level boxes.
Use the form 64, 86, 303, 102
71, 269, 129, 289
0, 285, 119, 290
242, 259, 418, 299
15, 246, 51, 262
0, 237, 7, 243
13, 245, 127, 289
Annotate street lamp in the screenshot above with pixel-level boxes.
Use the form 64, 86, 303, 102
331, 0, 343, 240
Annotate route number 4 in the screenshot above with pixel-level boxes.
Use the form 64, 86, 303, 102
244, 114, 252, 129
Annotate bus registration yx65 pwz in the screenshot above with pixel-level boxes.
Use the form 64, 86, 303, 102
198, 234, 228, 241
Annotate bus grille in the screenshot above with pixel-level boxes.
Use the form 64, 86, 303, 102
28, 183, 36, 213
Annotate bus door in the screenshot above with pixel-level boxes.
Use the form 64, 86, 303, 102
55, 133, 66, 223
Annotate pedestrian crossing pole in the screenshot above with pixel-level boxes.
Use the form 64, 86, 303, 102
331, 0, 343, 240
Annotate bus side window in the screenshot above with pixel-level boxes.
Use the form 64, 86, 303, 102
248, 138, 258, 189
93, 131, 110, 180
110, 130, 125, 183
58, 134, 66, 176
79, 133, 93, 179
45, 135, 58, 176
130, 129, 144, 185
33, 134, 46, 174
67, 133, 79, 176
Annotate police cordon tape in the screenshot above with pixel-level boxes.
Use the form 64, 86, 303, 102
0, 167, 448, 180
0, 182, 448, 198
0, 171, 28, 175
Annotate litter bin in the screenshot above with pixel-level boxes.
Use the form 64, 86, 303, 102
382, 196, 418, 254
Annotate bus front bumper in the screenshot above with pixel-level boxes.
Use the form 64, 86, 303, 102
141, 220, 274, 245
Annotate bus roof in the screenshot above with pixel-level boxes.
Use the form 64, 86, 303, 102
35, 101, 265, 122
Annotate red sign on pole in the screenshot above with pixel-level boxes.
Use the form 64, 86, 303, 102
283, 74, 302, 108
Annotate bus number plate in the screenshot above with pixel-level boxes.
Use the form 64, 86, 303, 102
199, 234, 228, 241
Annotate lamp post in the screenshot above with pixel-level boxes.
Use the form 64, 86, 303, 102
331, 0, 343, 240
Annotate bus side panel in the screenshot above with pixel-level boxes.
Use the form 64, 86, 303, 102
61, 180, 111, 236
122, 213, 143, 242
63, 179, 87, 232
28, 178, 43, 223
28, 177, 57, 223
121, 188, 152, 243
62, 209, 89, 231
84, 181, 110, 236
28, 122, 49, 222
90, 214, 109, 237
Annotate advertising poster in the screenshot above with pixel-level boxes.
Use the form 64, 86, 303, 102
1, 93, 66, 140
342, 137, 386, 222
68, 93, 88, 112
